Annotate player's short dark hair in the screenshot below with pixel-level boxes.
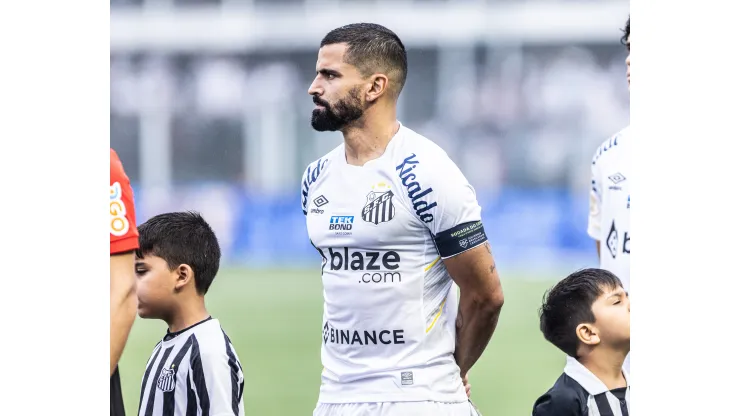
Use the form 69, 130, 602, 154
538, 268, 623, 358
320, 23, 408, 97
621, 16, 630, 46
136, 211, 221, 295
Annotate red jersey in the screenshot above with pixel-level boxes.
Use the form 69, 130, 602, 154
110, 149, 139, 254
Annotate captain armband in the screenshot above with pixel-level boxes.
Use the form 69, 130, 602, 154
434, 221, 488, 259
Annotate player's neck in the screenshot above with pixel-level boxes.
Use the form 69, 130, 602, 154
342, 107, 399, 166
579, 348, 628, 390
166, 298, 209, 333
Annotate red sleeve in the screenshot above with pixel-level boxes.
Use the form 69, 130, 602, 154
110, 149, 139, 254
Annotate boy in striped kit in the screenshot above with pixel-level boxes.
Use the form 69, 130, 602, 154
533, 269, 630, 416
135, 212, 245, 416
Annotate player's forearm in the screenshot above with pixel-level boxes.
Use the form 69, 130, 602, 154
110, 289, 137, 375
110, 253, 137, 376
443, 243, 504, 376
454, 288, 504, 376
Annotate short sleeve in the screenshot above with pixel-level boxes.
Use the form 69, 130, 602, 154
110, 149, 139, 254
300, 166, 310, 216
395, 151, 485, 259
532, 390, 582, 416
587, 150, 603, 241
301, 158, 328, 217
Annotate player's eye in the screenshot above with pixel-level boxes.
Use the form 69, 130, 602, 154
135, 268, 147, 277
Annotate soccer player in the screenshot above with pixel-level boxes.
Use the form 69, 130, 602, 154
301, 23, 504, 416
111, 148, 140, 416
532, 268, 630, 416
135, 212, 245, 416
588, 16, 630, 371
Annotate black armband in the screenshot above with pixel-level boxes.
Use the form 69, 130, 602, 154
434, 221, 488, 258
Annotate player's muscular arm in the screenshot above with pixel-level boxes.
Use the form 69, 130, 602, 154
444, 241, 504, 376
409, 150, 503, 376
110, 251, 137, 376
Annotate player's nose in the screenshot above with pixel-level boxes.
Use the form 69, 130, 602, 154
308, 78, 323, 96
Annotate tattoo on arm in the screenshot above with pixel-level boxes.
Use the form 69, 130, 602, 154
485, 243, 496, 273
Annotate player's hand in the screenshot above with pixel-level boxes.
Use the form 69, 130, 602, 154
462, 373, 471, 398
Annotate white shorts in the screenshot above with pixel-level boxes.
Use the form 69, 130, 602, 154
313, 401, 481, 416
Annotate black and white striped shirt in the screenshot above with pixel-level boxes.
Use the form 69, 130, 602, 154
532, 356, 630, 416
138, 318, 245, 416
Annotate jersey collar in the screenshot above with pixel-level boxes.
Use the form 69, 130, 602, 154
564, 355, 631, 395
163, 316, 213, 342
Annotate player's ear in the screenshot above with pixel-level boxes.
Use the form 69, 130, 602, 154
575, 323, 600, 346
366, 74, 389, 103
174, 264, 193, 291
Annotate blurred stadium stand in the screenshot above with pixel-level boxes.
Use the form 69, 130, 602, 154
111, 0, 629, 273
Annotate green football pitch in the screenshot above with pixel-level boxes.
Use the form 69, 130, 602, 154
119, 268, 565, 415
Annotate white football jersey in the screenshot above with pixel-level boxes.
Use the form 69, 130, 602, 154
588, 126, 631, 293
301, 124, 488, 404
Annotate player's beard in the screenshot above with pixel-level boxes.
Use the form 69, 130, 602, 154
311, 87, 365, 132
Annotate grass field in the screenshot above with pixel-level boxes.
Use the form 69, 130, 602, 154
119, 268, 565, 415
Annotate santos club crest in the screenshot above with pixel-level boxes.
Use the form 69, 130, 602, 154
156, 365, 176, 392
362, 182, 396, 225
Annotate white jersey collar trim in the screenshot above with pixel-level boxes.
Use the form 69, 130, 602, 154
564, 355, 631, 395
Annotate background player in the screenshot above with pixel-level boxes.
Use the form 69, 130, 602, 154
588, 16, 631, 371
111, 148, 140, 416
302, 23, 504, 415
134, 211, 245, 416
532, 268, 630, 416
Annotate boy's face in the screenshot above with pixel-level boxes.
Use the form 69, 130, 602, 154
135, 255, 179, 319
586, 285, 631, 349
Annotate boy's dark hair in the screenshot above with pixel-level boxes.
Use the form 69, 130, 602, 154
538, 268, 623, 357
320, 23, 408, 97
621, 16, 630, 46
136, 211, 221, 295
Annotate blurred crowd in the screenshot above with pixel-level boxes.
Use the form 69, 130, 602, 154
111, 43, 629, 194
111, 0, 629, 198
110, 0, 628, 266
